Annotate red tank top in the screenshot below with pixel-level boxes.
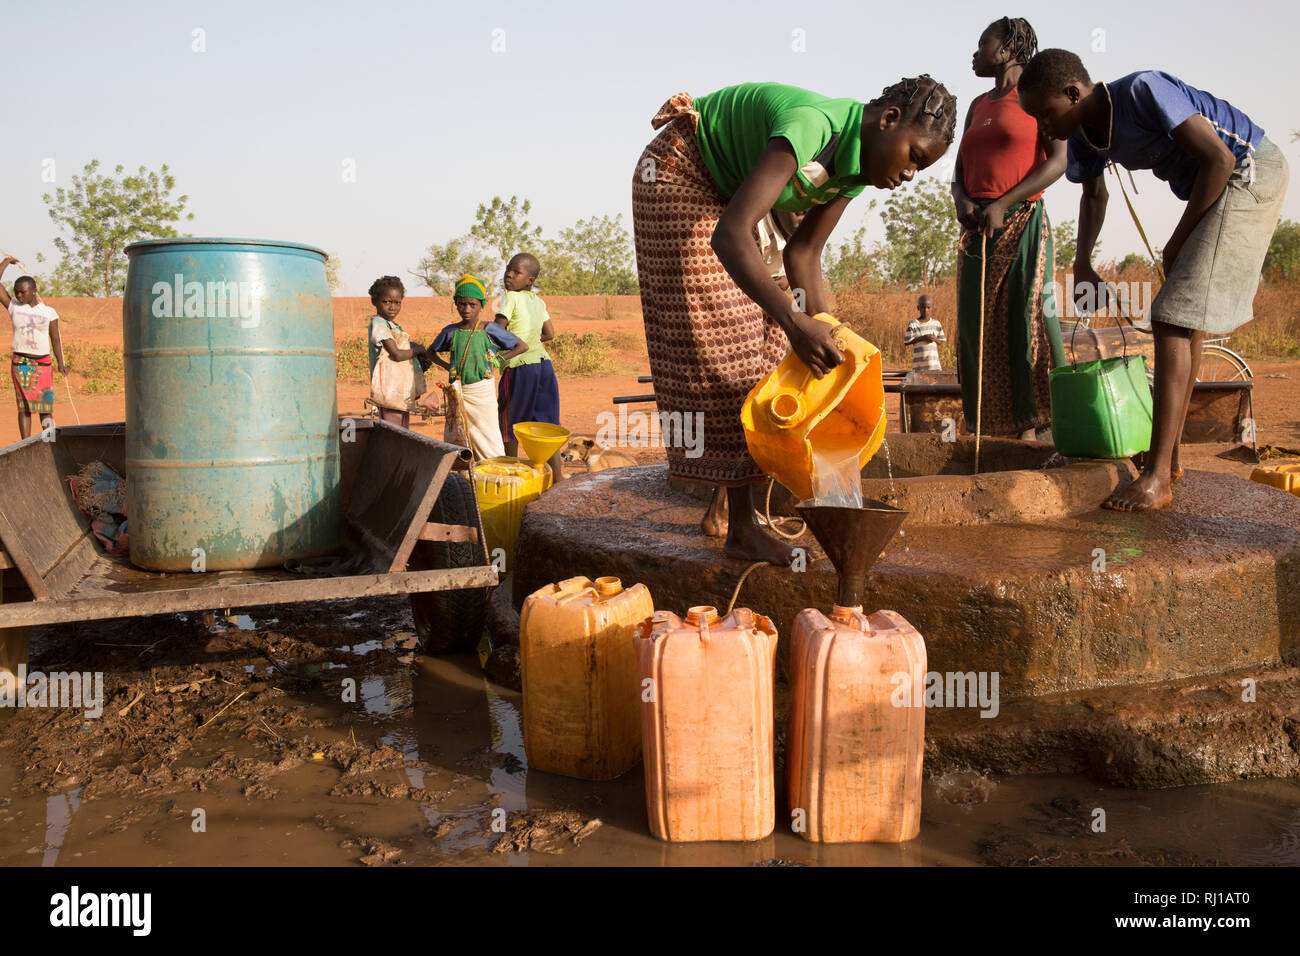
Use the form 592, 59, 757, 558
960, 89, 1047, 201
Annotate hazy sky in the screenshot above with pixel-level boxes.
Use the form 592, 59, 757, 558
4, 0, 1297, 295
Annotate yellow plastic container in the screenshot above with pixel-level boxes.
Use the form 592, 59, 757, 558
786, 605, 925, 843
520, 575, 654, 779
473, 457, 552, 565
635, 605, 778, 842
1250, 463, 1300, 497
741, 313, 886, 501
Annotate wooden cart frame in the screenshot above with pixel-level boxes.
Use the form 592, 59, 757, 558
0, 419, 497, 673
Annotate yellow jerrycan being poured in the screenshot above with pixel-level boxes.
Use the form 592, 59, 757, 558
741, 313, 886, 504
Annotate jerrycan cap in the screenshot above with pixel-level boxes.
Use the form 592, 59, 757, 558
767, 391, 806, 429
685, 605, 720, 627
593, 576, 623, 598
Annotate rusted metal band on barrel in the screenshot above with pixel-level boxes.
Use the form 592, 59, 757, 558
126, 453, 340, 469
123, 348, 336, 358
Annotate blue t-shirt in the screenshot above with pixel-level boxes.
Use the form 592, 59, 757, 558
430, 320, 520, 354
430, 320, 521, 384
1066, 71, 1265, 201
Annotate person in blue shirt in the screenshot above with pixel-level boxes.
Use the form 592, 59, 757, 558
427, 273, 525, 460
1019, 50, 1288, 511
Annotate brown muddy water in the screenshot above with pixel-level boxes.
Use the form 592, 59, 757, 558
1, 598, 1297, 867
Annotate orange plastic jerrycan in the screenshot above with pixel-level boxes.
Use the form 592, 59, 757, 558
520, 575, 654, 780
635, 605, 778, 842
741, 313, 886, 501
473, 457, 552, 567
786, 605, 926, 843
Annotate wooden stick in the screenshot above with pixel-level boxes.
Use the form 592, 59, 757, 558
117, 688, 147, 717
198, 690, 247, 729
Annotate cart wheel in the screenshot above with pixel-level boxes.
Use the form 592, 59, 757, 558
410, 472, 489, 654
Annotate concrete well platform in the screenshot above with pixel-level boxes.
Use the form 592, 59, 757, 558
511, 436, 1300, 700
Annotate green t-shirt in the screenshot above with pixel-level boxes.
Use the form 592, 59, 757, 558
693, 82, 871, 211
495, 290, 551, 368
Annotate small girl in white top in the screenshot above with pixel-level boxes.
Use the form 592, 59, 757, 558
1, 255, 66, 439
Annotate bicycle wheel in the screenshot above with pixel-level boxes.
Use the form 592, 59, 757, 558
1197, 344, 1253, 383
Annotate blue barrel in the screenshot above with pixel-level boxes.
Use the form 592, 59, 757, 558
123, 238, 340, 571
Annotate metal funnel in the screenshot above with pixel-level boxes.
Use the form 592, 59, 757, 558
795, 499, 907, 608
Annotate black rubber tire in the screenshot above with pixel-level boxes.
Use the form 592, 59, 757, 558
410, 472, 490, 653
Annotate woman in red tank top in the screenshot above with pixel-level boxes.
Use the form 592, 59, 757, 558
951, 18, 1067, 440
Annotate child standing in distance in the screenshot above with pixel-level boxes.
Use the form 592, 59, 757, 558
1018, 51, 1289, 511
367, 275, 427, 429
904, 294, 946, 372
494, 253, 563, 479
427, 273, 526, 460
0, 258, 66, 439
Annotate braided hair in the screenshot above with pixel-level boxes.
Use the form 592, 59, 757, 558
991, 17, 1038, 66
368, 275, 405, 304
866, 75, 958, 145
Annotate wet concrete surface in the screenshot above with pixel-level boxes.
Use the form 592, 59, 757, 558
513, 464, 1300, 698
1, 597, 1298, 867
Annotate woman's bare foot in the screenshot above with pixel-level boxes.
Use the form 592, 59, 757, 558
1017, 427, 1036, 441
724, 518, 797, 565
701, 485, 728, 537
1103, 472, 1174, 511
721, 484, 796, 564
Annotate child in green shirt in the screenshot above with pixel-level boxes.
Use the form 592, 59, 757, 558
428, 273, 526, 461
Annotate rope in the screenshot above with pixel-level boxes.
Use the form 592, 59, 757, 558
1109, 161, 1166, 283
63, 378, 81, 425
725, 560, 768, 616
762, 478, 805, 540
974, 232, 987, 474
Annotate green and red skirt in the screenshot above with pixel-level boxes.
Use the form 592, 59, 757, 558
11, 353, 54, 415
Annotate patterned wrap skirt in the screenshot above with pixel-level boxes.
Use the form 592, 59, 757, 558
631, 93, 790, 486
956, 198, 1065, 436
11, 353, 54, 415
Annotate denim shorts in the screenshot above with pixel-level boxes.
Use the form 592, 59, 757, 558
1150, 136, 1289, 334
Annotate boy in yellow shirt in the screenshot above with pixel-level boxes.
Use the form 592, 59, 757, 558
494, 253, 563, 478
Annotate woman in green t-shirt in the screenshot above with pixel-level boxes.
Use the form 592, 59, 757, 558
632, 78, 956, 565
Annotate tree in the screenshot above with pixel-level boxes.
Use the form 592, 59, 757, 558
325, 253, 341, 293
540, 214, 637, 294
1052, 218, 1100, 270
1264, 219, 1300, 284
42, 160, 193, 296
822, 223, 882, 292
1053, 218, 1078, 269
413, 236, 500, 295
469, 195, 543, 263
1116, 252, 1152, 273
879, 178, 958, 287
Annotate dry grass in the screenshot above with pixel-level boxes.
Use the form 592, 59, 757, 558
604, 330, 642, 352
547, 332, 619, 376
335, 334, 370, 384
62, 342, 125, 394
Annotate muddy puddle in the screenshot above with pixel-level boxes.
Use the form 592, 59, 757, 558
1, 599, 1297, 867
